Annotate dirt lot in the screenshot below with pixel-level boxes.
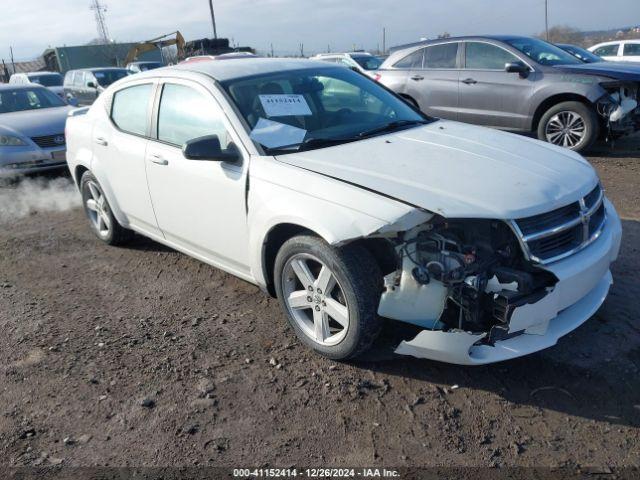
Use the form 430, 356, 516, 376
0, 137, 639, 471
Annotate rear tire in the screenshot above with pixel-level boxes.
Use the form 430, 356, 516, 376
274, 235, 383, 360
80, 171, 133, 246
537, 101, 599, 153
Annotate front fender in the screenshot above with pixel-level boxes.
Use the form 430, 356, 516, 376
247, 157, 431, 288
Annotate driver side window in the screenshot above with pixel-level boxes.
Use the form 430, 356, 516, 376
465, 42, 519, 70
157, 83, 231, 149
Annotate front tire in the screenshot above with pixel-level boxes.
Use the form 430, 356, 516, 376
80, 171, 133, 246
274, 235, 383, 360
537, 101, 599, 153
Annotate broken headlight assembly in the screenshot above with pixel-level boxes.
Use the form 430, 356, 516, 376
379, 217, 558, 343
597, 81, 640, 138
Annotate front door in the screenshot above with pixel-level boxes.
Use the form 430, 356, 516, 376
457, 41, 536, 130
145, 80, 250, 276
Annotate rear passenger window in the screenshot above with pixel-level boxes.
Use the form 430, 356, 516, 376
423, 43, 458, 68
623, 43, 640, 56
111, 84, 153, 136
393, 49, 424, 69
465, 42, 518, 69
157, 84, 230, 148
593, 44, 619, 57
74, 72, 85, 86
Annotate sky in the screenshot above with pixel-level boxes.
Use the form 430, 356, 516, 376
3, 0, 639, 61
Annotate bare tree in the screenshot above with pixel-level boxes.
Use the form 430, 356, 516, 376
537, 25, 584, 45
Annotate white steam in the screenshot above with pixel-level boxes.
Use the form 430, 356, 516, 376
0, 176, 81, 224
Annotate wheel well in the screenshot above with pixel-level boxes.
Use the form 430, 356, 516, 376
262, 224, 400, 298
74, 165, 89, 188
262, 224, 314, 297
532, 94, 593, 130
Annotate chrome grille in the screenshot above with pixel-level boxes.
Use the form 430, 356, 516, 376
511, 184, 606, 264
31, 134, 65, 148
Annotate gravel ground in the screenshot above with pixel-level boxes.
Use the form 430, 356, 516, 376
0, 137, 638, 470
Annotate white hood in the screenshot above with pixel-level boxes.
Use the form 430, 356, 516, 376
276, 121, 598, 219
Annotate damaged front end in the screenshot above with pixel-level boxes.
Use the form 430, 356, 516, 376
370, 196, 621, 364
596, 81, 640, 139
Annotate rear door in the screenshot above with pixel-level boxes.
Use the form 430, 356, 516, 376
457, 41, 535, 130
404, 43, 460, 119
94, 80, 161, 236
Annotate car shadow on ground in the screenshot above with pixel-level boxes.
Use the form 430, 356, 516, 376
355, 218, 640, 429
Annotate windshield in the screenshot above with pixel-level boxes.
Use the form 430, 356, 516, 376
221, 67, 429, 154
138, 62, 163, 71
93, 69, 129, 87
351, 55, 383, 71
505, 37, 582, 66
27, 74, 63, 87
558, 45, 602, 63
0, 87, 66, 113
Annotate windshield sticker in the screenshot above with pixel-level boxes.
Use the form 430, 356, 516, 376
259, 94, 312, 117
94, 72, 105, 78
249, 118, 307, 149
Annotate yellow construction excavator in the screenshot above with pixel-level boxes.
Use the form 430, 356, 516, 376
124, 31, 185, 65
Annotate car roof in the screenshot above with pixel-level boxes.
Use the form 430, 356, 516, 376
149, 57, 337, 82
0, 83, 47, 91
389, 35, 534, 52
68, 67, 129, 72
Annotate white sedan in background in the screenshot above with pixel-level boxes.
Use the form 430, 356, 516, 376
65, 58, 621, 365
589, 40, 640, 62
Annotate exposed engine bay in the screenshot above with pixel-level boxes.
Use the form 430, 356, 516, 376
377, 217, 558, 344
597, 82, 640, 139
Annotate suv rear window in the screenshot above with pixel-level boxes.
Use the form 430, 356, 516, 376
423, 43, 458, 68
393, 49, 424, 69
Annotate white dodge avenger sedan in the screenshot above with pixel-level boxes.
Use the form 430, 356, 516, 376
65, 58, 622, 365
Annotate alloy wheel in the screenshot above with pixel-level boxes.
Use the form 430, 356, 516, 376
281, 253, 350, 346
545, 111, 586, 148
84, 181, 111, 239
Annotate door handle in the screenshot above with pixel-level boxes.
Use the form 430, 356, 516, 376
410, 75, 424, 81
462, 78, 477, 85
149, 154, 168, 166
95, 137, 108, 146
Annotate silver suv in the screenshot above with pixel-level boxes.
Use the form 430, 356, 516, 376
378, 36, 640, 152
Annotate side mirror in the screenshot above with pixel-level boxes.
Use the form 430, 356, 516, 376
505, 61, 530, 77
67, 97, 79, 107
182, 135, 240, 162
87, 81, 97, 89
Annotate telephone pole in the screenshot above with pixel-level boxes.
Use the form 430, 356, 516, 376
382, 27, 386, 54
208, 0, 218, 39
544, 0, 549, 41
